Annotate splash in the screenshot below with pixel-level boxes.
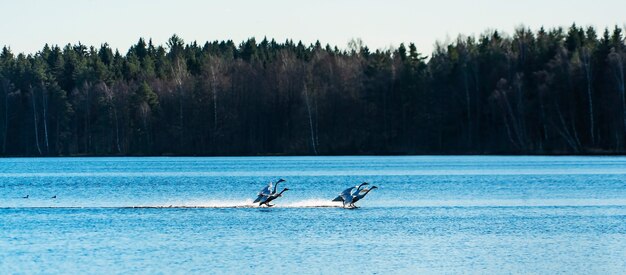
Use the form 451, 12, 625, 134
131, 200, 256, 209
131, 199, 344, 209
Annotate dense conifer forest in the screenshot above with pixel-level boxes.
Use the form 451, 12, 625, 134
2, 24, 626, 156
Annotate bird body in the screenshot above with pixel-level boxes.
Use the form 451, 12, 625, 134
332, 182, 368, 203
254, 179, 287, 206
332, 183, 377, 208
332, 187, 355, 202
349, 186, 377, 207
258, 188, 290, 207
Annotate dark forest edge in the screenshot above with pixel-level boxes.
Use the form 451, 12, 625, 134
1, 23, 626, 156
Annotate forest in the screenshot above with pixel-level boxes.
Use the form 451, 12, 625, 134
1, 24, 626, 156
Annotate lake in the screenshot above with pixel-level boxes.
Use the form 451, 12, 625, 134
1, 156, 625, 273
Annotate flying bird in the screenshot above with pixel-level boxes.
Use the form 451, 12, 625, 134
346, 186, 378, 208
258, 188, 290, 207
332, 182, 369, 203
254, 179, 288, 207
332, 182, 377, 208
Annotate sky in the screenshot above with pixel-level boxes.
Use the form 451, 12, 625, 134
1, 0, 625, 55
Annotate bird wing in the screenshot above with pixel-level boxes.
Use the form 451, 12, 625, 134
332, 195, 344, 202
253, 194, 267, 203
254, 182, 273, 203
258, 182, 273, 196
352, 187, 374, 203
338, 186, 356, 201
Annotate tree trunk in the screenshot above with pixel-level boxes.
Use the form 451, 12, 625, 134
538, 93, 549, 143
55, 118, 60, 155
113, 106, 121, 153
500, 90, 524, 150
83, 82, 92, 154
554, 101, 579, 153
473, 63, 481, 152
103, 84, 121, 153
314, 95, 320, 149
570, 113, 583, 149
41, 84, 50, 154
2, 81, 8, 154
30, 86, 42, 155
303, 84, 318, 155
501, 107, 520, 150
211, 70, 218, 132
582, 49, 595, 145
608, 52, 626, 142
616, 55, 626, 133
179, 89, 184, 150
463, 66, 471, 147
515, 75, 528, 149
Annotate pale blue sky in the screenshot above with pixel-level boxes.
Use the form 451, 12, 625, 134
1, 0, 625, 55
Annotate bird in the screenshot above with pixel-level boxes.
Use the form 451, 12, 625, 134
258, 188, 290, 207
332, 182, 368, 203
51, 195, 57, 199
254, 179, 285, 203
22, 195, 29, 199
345, 186, 378, 208
332, 183, 377, 208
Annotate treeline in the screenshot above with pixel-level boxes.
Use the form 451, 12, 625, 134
1, 24, 626, 156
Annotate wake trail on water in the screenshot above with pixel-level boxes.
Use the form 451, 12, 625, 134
131, 199, 344, 209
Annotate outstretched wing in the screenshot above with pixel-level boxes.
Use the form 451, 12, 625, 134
259, 182, 273, 196
254, 182, 273, 202
336, 186, 356, 202
253, 194, 267, 203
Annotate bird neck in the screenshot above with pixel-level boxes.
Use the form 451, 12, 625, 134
273, 181, 280, 193
278, 188, 288, 195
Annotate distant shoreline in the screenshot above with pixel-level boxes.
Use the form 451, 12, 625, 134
3, 25, 626, 156
2, 152, 626, 158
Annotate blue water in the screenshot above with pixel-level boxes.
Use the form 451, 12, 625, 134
1, 156, 625, 273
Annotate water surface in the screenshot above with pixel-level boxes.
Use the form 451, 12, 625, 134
1, 156, 625, 273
